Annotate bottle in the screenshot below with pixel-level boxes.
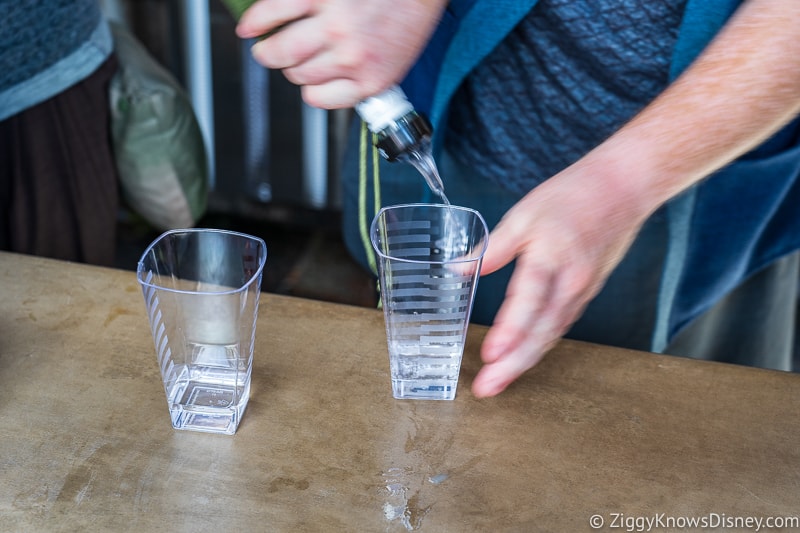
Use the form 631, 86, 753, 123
355, 86, 432, 161
355, 86, 446, 199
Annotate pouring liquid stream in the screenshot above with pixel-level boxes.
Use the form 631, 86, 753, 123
399, 146, 470, 258
399, 146, 451, 206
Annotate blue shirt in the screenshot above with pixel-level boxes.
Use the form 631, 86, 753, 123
397, 0, 800, 348
446, 0, 687, 194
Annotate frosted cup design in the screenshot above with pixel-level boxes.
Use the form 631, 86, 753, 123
370, 204, 489, 400
137, 229, 267, 434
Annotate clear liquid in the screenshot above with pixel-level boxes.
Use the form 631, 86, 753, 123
399, 145, 451, 206
399, 145, 472, 259
389, 341, 462, 400
392, 146, 467, 402
166, 343, 251, 434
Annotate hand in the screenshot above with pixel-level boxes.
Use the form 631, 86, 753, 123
236, 0, 448, 109
471, 158, 651, 398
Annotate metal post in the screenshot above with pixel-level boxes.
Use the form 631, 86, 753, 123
182, 0, 216, 189
302, 104, 328, 209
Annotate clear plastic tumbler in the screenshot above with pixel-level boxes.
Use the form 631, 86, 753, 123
371, 204, 489, 400
137, 228, 267, 434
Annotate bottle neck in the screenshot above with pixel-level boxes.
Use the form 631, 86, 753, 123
373, 111, 433, 162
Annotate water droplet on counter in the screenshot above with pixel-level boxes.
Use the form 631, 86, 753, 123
427, 473, 448, 485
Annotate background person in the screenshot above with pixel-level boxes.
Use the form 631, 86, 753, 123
0, 0, 119, 266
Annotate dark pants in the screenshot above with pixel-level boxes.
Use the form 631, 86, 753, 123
0, 56, 120, 267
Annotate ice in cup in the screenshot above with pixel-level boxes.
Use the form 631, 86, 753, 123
137, 228, 267, 434
370, 203, 489, 400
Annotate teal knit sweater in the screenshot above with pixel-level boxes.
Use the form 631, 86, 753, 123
0, 0, 113, 121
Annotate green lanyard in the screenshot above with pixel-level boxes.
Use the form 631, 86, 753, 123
357, 120, 382, 304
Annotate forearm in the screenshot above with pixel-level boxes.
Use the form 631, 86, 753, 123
584, 0, 800, 218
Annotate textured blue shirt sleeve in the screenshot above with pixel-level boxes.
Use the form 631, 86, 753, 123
0, 0, 112, 121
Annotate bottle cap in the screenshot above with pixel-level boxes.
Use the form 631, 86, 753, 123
355, 86, 415, 133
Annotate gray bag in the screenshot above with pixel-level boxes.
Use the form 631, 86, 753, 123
109, 22, 208, 230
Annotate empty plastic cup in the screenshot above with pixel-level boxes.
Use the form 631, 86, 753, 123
137, 228, 267, 434
371, 204, 489, 400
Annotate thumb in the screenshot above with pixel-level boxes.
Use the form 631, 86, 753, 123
480, 217, 526, 276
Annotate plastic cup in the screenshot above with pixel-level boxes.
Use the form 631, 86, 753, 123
137, 228, 267, 434
370, 203, 489, 400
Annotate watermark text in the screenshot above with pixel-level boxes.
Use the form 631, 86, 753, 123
589, 512, 800, 532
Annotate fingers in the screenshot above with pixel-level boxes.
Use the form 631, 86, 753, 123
471, 290, 562, 399
249, 17, 323, 71
471, 339, 555, 398
480, 212, 528, 276
471, 255, 554, 397
236, 0, 433, 109
473, 256, 594, 398
236, 0, 312, 39
285, 44, 388, 106
240, 5, 382, 109
481, 257, 553, 364
300, 80, 369, 110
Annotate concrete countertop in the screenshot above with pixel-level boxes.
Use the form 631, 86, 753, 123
1, 251, 798, 532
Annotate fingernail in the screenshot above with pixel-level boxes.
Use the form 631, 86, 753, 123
473, 374, 507, 398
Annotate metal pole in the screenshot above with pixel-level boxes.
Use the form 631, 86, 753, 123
302, 104, 328, 209
182, 0, 216, 190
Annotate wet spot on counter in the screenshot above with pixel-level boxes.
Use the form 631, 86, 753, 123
427, 473, 448, 485
404, 431, 415, 454
54, 314, 82, 332
104, 306, 137, 328
381, 467, 433, 531
56, 444, 112, 504
15, 312, 37, 322
267, 477, 310, 493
